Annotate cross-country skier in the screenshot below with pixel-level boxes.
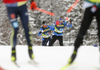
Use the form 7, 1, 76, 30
2, 0, 37, 62
38, 21, 52, 46
61, 0, 100, 70
49, 16, 72, 46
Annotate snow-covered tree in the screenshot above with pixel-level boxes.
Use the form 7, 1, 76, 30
0, 0, 99, 46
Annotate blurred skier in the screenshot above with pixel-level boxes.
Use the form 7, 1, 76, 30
49, 16, 72, 46
61, 0, 100, 69
2, 0, 37, 62
38, 21, 52, 46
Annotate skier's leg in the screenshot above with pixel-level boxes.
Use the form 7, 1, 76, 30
49, 35, 57, 46
47, 37, 51, 46
68, 7, 94, 64
44, 37, 52, 46
58, 36, 63, 46
6, 7, 19, 61
42, 38, 46, 46
44, 38, 49, 46
19, 4, 34, 59
11, 28, 18, 61
96, 8, 100, 63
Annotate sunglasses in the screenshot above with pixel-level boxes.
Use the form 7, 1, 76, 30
43, 24, 47, 25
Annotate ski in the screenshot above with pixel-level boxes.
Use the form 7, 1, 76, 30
60, 62, 76, 70
60, 64, 70, 70
12, 61, 20, 68
28, 59, 39, 67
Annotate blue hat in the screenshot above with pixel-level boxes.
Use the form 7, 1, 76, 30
59, 18, 64, 22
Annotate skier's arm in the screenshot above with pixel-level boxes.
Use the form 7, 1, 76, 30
38, 28, 43, 36
66, 19, 73, 28
51, 22, 56, 31
64, 21, 71, 28
66, 23, 72, 28
48, 26, 53, 33
38, 31, 42, 36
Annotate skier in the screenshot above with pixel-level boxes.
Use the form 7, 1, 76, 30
61, 0, 100, 69
2, 0, 37, 62
38, 21, 52, 46
49, 16, 72, 46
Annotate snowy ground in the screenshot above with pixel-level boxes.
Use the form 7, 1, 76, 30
0, 46, 99, 70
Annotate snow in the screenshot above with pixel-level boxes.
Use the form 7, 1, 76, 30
0, 46, 99, 70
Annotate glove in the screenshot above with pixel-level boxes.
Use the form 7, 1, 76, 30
30, 0, 37, 11
69, 19, 72, 23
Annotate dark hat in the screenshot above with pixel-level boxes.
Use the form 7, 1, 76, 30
70, 19, 73, 22
42, 21, 46, 24
60, 16, 64, 18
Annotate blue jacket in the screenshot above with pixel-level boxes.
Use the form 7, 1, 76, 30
38, 25, 52, 38
52, 21, 72, 36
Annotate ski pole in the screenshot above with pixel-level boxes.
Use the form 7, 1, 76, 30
66, 0, 80, 20
36, 8, 55, 16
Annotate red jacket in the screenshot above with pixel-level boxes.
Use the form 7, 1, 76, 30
3, 0, 27, 4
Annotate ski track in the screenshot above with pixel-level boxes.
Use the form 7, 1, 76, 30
0, 46, 99, 70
